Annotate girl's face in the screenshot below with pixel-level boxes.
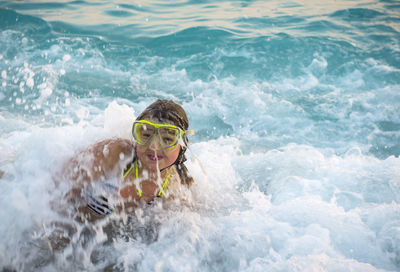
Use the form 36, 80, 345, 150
135, 117, 181, 172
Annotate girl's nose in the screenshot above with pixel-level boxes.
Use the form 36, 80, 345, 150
149, 134, 162, 150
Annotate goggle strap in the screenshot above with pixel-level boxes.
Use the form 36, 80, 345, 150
184, 129, 195, 136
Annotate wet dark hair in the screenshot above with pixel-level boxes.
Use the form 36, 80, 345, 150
135, 99, 194, 186
136, 99, 189, 131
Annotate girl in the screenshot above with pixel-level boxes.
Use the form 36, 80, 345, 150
63, 99, 194, 221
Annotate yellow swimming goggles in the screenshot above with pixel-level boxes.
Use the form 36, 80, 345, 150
132, 120, 194, 149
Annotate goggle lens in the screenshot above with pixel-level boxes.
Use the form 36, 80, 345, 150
158, 127, 180, 147
133, 121, 181, 149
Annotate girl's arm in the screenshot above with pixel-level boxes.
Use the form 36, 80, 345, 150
61, 138, 135, 219
63, 138, 134, 184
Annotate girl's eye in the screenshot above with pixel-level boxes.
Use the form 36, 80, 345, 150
162, 136, 174, 145
138, 125, 154, 141
142, 132, 152, 139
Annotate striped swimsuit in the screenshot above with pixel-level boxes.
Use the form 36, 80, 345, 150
86, 161, 172, 216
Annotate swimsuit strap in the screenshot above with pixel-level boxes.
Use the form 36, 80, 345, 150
123, 163, 134, 179
123, 161, 172, 198
157, 166, 172, 197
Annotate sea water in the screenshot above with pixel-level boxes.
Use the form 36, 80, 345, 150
0, 0, 400, 271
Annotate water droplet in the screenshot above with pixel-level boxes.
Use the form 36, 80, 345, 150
41, 87, 53, 97
26, 78, 34, 89
63, 54, 71, 62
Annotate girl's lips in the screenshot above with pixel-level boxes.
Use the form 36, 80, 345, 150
147, 154, 163, 161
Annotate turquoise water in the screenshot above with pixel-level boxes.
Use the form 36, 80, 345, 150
0, 0, 400, 271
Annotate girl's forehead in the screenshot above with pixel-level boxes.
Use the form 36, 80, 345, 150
145, 116, 175, 125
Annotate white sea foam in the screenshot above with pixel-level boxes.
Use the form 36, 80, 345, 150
1, 83, 399, 271
104, 100, 136, 139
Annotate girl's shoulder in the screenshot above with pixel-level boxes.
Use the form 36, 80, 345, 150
63, 138, 135, 182
90, 138, 135, 170
92, 138, 133, 151
89, 138, 134, 159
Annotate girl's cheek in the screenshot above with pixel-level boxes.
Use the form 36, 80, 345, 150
135, 146, 145, 160
166, 146, 180, 164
